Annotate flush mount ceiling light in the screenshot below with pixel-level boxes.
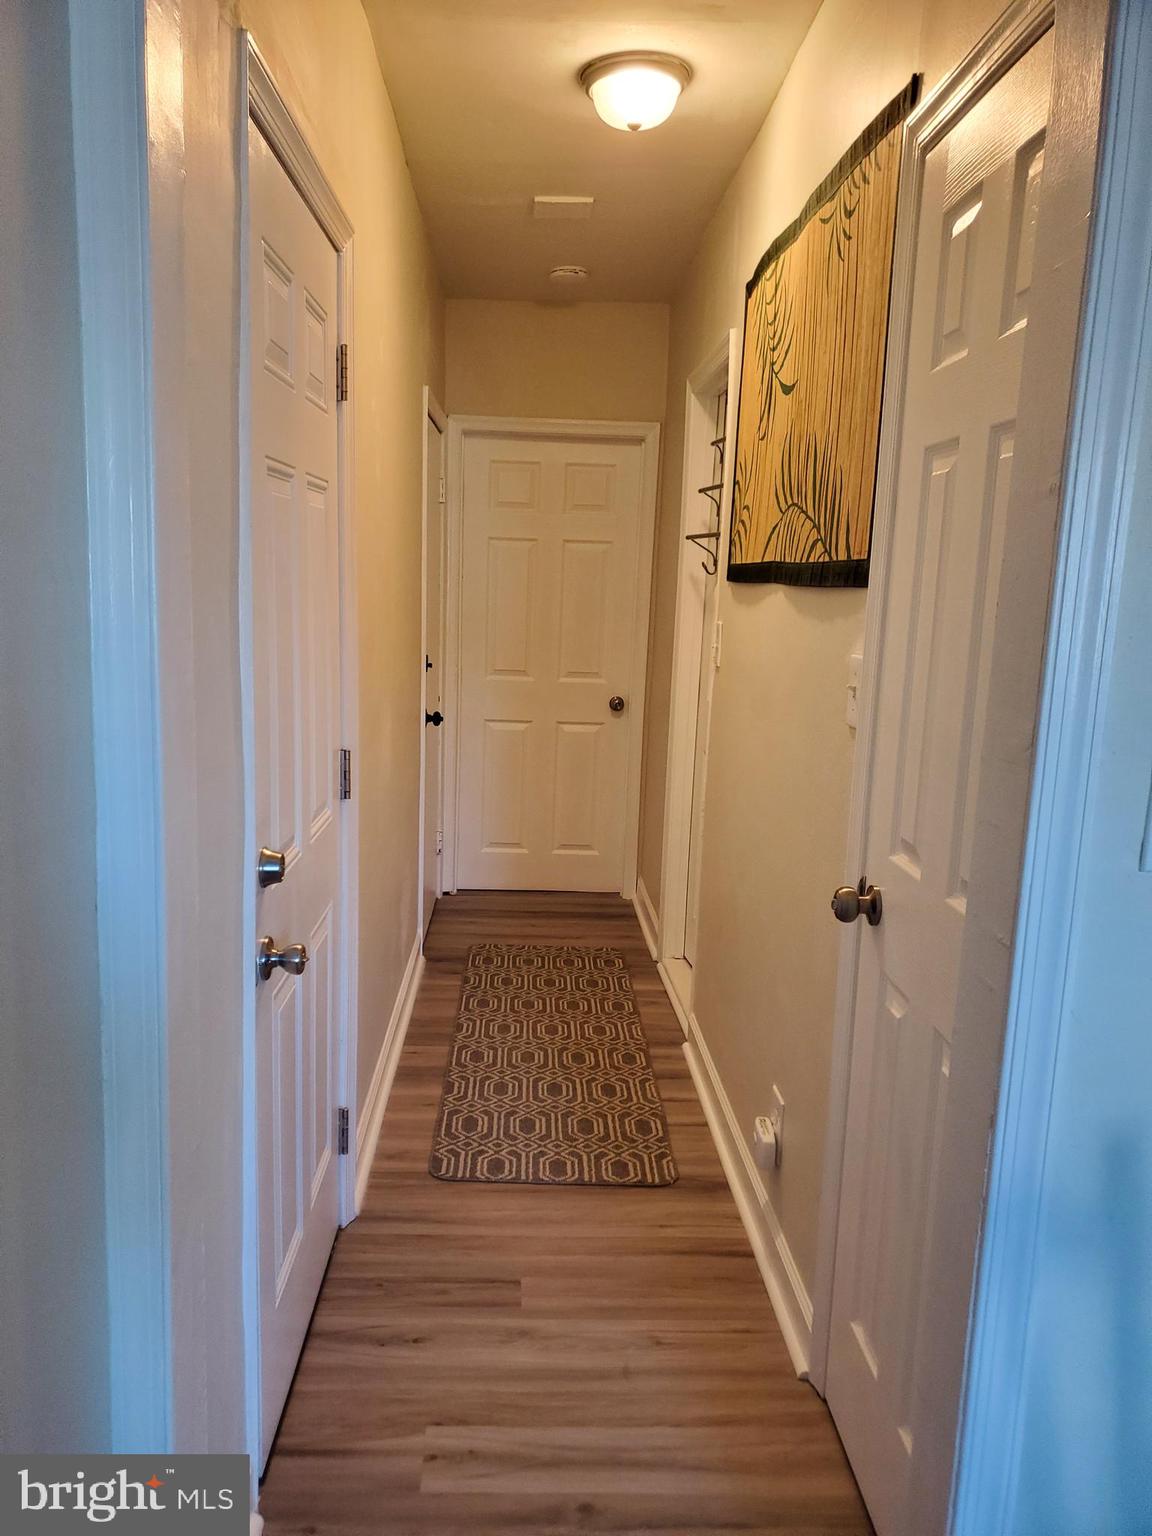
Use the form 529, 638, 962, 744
579, 52, 692, 133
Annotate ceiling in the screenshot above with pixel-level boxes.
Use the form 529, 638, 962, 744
361, 0, 823, 303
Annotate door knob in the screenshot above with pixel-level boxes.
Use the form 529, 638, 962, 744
425, 710, 444, 726
831, 878, 883, 926
257, 935, 309, 982
257, 846, 287, 888
609, 695, 626, 713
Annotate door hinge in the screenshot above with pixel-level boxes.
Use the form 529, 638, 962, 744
339, 747, 352, 800
336, 342, 349, 403
337, 1106, 350, 1156
438, 475, 446, 504
436, 828, 443, 855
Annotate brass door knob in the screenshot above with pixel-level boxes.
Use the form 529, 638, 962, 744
831, 879, 883, 926
257, 936, 309, 982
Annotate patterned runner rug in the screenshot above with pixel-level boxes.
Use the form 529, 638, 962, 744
429, 944, 678, 1186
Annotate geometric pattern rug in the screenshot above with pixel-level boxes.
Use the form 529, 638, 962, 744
429, 944, 678, 1186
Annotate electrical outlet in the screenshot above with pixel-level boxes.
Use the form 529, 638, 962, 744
753, 1116, 777, 1170
769, 1085, 784, 1167
753, 1087, 786, 1171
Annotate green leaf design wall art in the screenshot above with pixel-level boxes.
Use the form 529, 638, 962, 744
729, 78, 919, 586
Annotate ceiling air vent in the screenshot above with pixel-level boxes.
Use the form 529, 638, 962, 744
532, 196, 595, 220
549, 265, 589, 286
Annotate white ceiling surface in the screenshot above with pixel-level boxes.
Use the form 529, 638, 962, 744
362, 0, 823, 302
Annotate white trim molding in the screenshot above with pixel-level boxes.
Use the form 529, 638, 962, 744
245, 45, 353, 249
656, 333, 739, 977
356, 936, 426, 1211
656, 958, 693, 1039
444, 415, 660, 899
643, 918, 811, 1367
953, 1, 1152, 1527
418, 386, 448, 941
682, 1023, 812, 1377
632, 879, 660, 961
69, 0, 172, 1452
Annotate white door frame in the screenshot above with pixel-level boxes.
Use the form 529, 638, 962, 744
807, 0, 1110, 1505
69, 0, 173, 1450
655, 331, 739, 1023
239, 32, 360, 1475
418, 386, 448, 940
443, 415, 661, 898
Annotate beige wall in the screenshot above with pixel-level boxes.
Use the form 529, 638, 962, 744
0, 0, 109, 1454
639, 0, 1007, 1294
149, 0, 444, 1450
446, 299, 668, 422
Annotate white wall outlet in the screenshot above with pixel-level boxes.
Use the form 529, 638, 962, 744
753, 1116, 777, 1170
846, 650, 863, 729
770, 1084, 785, 1164
754, 1087, 785, 1171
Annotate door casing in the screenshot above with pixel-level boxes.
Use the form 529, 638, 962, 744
952, 0, 1150, 1524
239, 32, 360, 1483
442, 416, 660, 899
419, 387, 448, 939
807, 1, 1110, 1531
655, 332, 740, 1029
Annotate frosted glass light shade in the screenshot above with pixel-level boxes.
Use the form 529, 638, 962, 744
580, 54, 691, 133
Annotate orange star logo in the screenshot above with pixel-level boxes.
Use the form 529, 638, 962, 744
146, 1476, 164, 1490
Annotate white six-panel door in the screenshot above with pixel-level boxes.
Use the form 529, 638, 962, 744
826, 31, 1053, 1536
249, 126, 342, 1469
457, 433, 645, 890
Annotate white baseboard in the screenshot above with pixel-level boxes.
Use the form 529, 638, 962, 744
354, 932, 425, 1212
633, 877, 659, 960
657, 956, 693, 1039
680, 1016, 813, 1378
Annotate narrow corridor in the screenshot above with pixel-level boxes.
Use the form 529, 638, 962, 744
259, 893, 871, 1534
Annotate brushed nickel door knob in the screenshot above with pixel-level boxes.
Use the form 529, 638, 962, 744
257, 936, 309, 982
831, 879, 883, 926
257, 846, 287, 887
609, 695, 626, 713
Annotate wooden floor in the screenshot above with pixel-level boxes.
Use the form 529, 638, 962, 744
260, 893, 872, 1535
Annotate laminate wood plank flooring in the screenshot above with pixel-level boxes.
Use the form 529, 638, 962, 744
259, 892, 872, 1536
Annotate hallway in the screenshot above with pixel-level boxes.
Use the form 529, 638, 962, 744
259, 893, 871, 1534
